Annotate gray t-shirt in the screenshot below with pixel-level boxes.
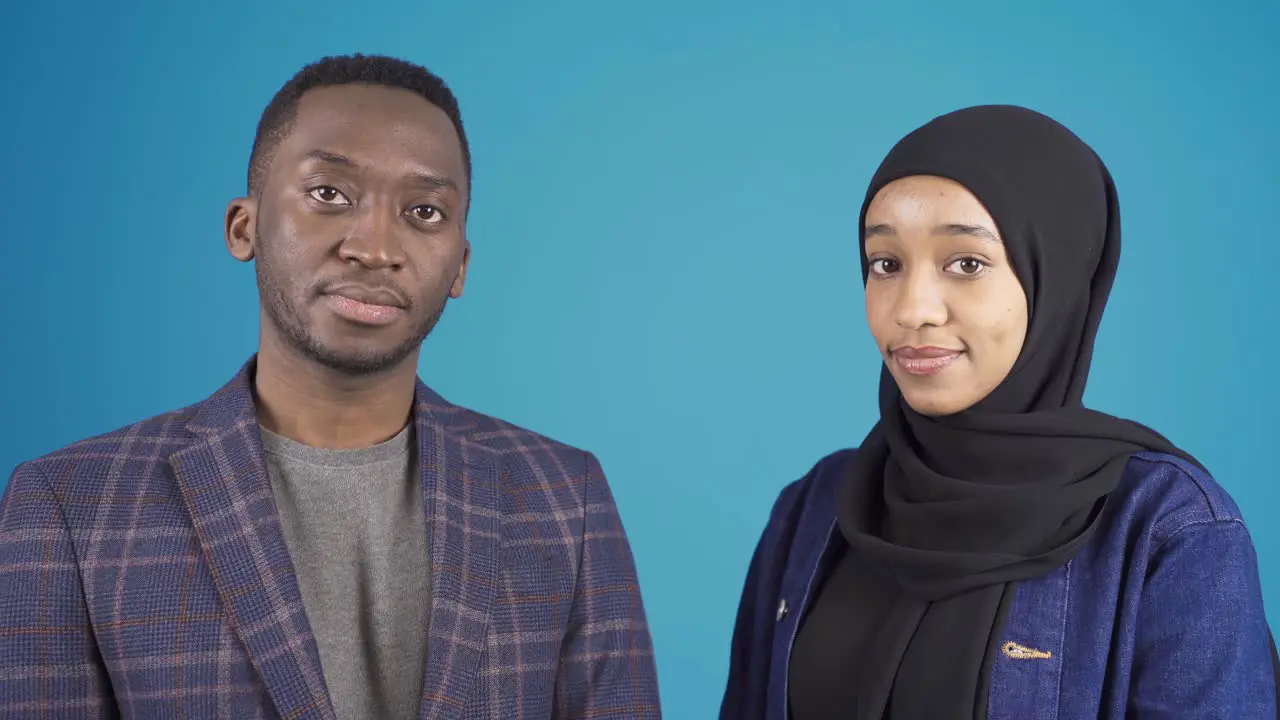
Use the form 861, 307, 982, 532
260, 424, 430, 720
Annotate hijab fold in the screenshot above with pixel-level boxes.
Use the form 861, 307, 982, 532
834, 105, 1203, 718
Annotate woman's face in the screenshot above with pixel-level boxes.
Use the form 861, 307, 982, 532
863, 175, 1029, 417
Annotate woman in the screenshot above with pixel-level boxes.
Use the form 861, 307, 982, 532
720, 105, 1276, 719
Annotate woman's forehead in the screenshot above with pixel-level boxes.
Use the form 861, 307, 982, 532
865, 176, 999, 235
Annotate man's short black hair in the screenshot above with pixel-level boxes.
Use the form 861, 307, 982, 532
246, 53, 470, 198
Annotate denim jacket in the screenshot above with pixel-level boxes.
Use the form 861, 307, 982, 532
721, 450, 1276, 719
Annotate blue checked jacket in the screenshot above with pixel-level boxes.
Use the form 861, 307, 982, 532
0, 360, 661, 719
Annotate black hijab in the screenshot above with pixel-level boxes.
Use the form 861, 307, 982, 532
832, 105, 1205, 718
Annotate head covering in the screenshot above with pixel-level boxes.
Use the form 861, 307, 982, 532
833, 105, 1202, 718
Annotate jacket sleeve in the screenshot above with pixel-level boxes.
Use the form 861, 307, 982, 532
553, 451, 662, 719
720, 468, 816, 720
0, 462, 118, 718
719, 516, 773, 719
1130, 518, 1276, 718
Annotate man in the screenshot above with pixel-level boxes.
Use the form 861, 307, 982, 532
0, 54, 661, 719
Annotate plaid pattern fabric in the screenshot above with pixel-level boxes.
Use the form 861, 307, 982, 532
0, 360, 661, 719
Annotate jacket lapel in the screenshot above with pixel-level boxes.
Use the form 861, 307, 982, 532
170, 363, 336, 720
414, 382, 501, 720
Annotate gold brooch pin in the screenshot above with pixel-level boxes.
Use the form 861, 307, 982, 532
1002, 641, 1052, 660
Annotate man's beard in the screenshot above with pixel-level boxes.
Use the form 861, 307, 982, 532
256, 259, 448, 376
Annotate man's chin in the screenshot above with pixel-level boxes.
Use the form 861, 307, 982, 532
303, 338, 420, 377
266, 299, 442, 378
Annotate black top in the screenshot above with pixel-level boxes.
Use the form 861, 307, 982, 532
789, 105, 1202, 720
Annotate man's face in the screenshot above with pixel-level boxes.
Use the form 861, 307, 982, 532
227, 84, 470, 376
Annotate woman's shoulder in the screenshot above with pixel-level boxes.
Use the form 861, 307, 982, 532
1113, 451, 1250, 545
766, 448, 857, 525
742, 449, 857, 592
760, 448, 1253, 550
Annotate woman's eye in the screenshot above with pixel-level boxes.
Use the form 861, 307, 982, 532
947, 258, 987, 275
869, 258, 901, 275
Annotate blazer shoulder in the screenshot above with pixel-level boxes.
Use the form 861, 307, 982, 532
426, 398, 605, 520
423, 391, 592, 467
14, 404, 199, 482
6, 405, 200, 530
453, 406, 589, 465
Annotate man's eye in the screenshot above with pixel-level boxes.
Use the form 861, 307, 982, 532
411, 205, 444, 223
309, 186, 347, 204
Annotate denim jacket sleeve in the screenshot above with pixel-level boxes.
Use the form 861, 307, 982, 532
1129, 517, 1276, 718
720, 519, 770, 720
720, 465, 826, 720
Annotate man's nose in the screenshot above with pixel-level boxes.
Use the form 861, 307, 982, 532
337, 202, 407, 271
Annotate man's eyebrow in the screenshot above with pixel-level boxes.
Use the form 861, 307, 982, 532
302, 149, 355, 167
407, 172, 459, 192
302, 149, 458, 192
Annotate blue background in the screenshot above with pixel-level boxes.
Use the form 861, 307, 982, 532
3, 1, 1277, 716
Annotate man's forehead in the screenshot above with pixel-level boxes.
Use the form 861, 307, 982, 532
284, 85, 463, 164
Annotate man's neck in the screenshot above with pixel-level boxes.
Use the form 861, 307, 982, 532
252, 344, 419, 450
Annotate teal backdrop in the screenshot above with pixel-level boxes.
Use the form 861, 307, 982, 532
2, 1, 1276, 716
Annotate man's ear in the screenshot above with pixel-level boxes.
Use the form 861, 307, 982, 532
225, 196, 258, 262
449, 238, 470, 299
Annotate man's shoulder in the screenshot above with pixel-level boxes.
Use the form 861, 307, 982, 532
425, 397, 611, 533
13, 408, 200, 477
15, 404, 200, 480
421, 391, 593, 472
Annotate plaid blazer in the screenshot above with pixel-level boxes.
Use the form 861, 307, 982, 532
0, 360, 661, 719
